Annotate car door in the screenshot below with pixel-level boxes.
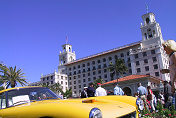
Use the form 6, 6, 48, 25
0, 92, 7, 117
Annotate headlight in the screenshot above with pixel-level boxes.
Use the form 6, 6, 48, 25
89, 108, 102, 118
136, 97, 144, 111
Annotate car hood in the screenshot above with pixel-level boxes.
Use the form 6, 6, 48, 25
2, 96, 137, 118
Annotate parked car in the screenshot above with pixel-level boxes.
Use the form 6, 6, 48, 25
0, 86, 139, 118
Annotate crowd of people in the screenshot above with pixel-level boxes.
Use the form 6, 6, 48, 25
80, 81, 176, 113
80, 82, 124, 98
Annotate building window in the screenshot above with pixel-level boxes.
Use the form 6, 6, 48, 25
104, 69, 107, 73
69, 77, 71, 80
98, 70, 101, 74
155, 72, 159, 76
79, 85, 81, 88
74, 86, 76, 89
103, 64, 107, 68
151, 50, 155, 54
82, 69, 86, 73
152, 57, 157, 62
93, 71, 96, 75
74, 71, 76, 75
153, 64, 158, 69
61, 81, 63, 84
103, 58, 106, 62
78, 75, 80, 78
98, 65, 101, 69
93, 66, 96, 70
145, 66, 149, 71
97, 60, 101, 63
104, 74, 107, 78
128, 63, 131, 67
78, 70, 81, 74
127, 58, 130, 62
69, 68, 71, 71
87, 68, 90, 71
137, 68, 141, 73
51, 81, 53, 84
108, 57, 112, 61
51, 76, 53, 79
69, 82, 72, 85
135, 54, 138, 59
87, 62, 90, 66
74, 81, 76, 84
61, 76, 63, 79
82, 64, 85, 67
78, 80, 81, 83
127, 52, 129, 56
47, 77, 49, 80
93, 77, 96, 80
78, 65, 80, 68
43, 78, 45, 81
88, 78, 91, 81
136, 61, 140, 66
143, 52, 147, 57
84, 84, 86, 87
83, 74, 85, 77
83, 79, 86, 82
73, 66, 76, 70
92, 61, 95, 65
74, 76, 76, 79
65, 82, 67, 85
120, 53, 124, 57
129, 69, 132, 73
88, 73, 90, 76
144, 59, 148, 64
114, 55, 118, 59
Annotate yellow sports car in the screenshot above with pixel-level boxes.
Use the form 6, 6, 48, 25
0, 87, 139, 118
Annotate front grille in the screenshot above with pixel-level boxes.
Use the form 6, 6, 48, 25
119, 111, 136, 118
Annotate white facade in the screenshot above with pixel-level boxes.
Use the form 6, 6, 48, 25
39, 12, 170, 97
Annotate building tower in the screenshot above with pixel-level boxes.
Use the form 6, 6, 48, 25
58, 44, 76, 73
130, 12, 169, 81
140, 12, 164, 48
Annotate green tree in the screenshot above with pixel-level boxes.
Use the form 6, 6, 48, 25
93, 78, 105, 89
0, 64, 27, 88
41, 83, 72, 98
62, 88, 72, 98
108, 58, 128, 82
50, 83, 63, 95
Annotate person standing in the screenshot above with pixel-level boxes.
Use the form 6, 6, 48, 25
163, 81, 172, 108
147, 86, 155, 112
87, 83, 95, 97
95, 83, 107, 96
137, 83, 148, 110
161, 40, 176, 93
114, 83, 124, 95
80, 87, 88, 98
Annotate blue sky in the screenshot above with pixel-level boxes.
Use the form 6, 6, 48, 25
0, 0, 176, 84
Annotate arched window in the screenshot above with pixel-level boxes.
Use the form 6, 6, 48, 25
146, 18, 150, 24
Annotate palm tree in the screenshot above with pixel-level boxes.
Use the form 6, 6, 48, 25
0, 65, 28, 88
108, 58, 128, 82
50, 83, 63, 95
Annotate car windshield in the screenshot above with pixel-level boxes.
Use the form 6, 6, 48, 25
7, 87, 60, 107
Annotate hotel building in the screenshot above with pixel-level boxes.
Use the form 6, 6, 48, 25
39, 12, 170, 97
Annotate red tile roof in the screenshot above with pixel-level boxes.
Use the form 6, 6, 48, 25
102, 75, 151, 85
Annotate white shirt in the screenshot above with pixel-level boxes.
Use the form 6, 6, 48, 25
95, 87, 107, 96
